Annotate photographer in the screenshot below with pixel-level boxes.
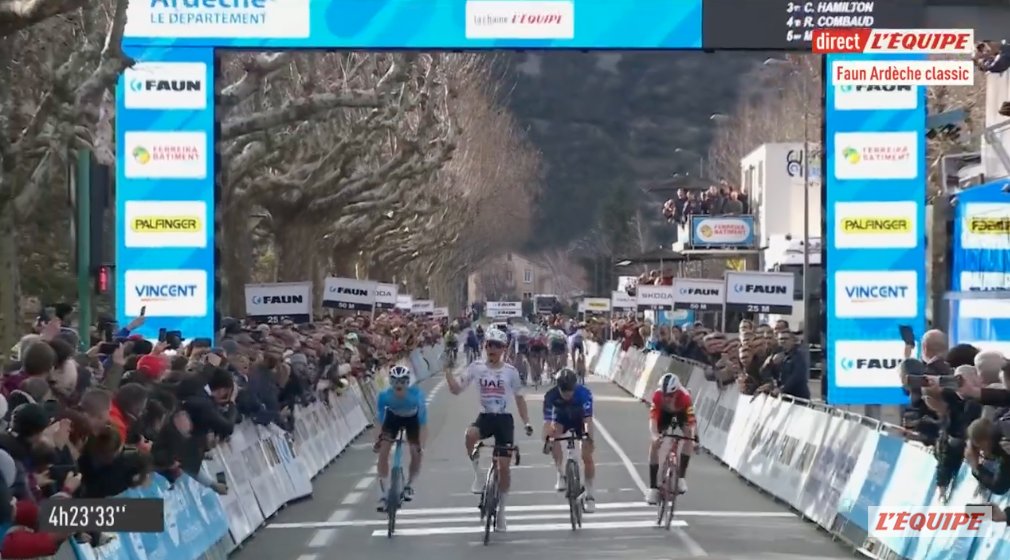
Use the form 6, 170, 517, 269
920, 374, 983, 500
899, 359, 940, 445
965, 417, 1010, 494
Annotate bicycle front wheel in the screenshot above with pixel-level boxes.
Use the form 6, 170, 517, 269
664, 466, 679, 530
565, 459, 582, 530
483, 469, 498, 545
388, 466, 403, 537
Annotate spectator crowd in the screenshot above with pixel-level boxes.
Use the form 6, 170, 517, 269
662, 182, 750, 225
0, 307, 450, 557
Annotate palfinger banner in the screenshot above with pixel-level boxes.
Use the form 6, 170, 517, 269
322, 277, 377, 312
611, 290, 636, 310
487, 301, 522, 318
671, 278, 723, 311
244, 282, 312, 324
375, 283, 398, 310
723, 271, 794, 314
579, 298, 611, 314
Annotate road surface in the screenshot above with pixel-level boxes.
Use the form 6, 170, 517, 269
237, 372, 855, 560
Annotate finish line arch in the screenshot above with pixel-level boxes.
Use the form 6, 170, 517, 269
116, 0, 927, 406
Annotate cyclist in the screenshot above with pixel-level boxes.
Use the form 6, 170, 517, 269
529, 327, 548, 381
465, 328, 481, 363
476, 324, 486, 349
646, 373, 696, 504
569, 323, 585, 370
515, 327, 531, 362
542, 368, 597, 512
444, 327, 533, 531
547, 323, 568, 374
374, 365, 427, 511
445, 327, 459, 363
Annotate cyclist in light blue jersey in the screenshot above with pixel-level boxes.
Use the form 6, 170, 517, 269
374, 365, 428, 511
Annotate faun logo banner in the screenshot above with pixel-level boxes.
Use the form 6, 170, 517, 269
834, 340, 905, 389
245, 282, 312, 323
322, 277, 377, 312
723, 271, 794, 315
487, 301, 522, 318
123, 62, 207, 110
610, 290, 636, 310
635, 285, 675, 311
690, 215, 755, 247
411, 300, 435, 315
671, 278, 724, 311
578, 298, 611, 313
375, 283, 399, 309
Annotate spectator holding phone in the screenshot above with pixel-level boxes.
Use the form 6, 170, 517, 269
965, 417, 1010, 494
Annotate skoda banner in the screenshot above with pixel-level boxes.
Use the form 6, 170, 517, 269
636, 285, 676, 311
375, 283, 398, 310
487, 301, 522, 318
322, 277, 377, 312
724, 271, 794, 314
395, 295, 412, 311
244, 282, 312, 324
411, 300, 435, 316
689, 215, 755, 248
611, 290, 636, 310
672, 278, 724, 311
579, 298, 611, 314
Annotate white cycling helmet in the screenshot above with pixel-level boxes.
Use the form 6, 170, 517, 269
389, 365, 412, 383
658, 373, 682, 394
486, 328, 508, 345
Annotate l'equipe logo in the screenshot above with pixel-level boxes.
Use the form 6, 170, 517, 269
124, 201, 207, 248
868, 506, 992, 539
123, 131, 207, 179
833, 201, 917, 249
833, 340, 904, 388
833, 131, 918, 181
465, 1, 574, 40
960, 202, 1010, 250
834, 270, 917, 318
125, 0, 311, 39
123, 62, 207, 110
125, 269, 207, 317
834, 84, 918, 111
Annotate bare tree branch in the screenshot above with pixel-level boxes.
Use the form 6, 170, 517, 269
0, 0, 86, 36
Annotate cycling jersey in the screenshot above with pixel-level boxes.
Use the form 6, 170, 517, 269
547, 329, 566, 342
649, 388, 696, 428
457, 361, 523, 414
466, 331, 480, 348
543, 384, 593, 429
376, 385, 428, 425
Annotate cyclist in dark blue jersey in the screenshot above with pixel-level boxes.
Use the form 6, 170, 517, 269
542, 369, 597, 512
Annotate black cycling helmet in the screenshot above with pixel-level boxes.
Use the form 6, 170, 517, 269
557, 368, 578, 392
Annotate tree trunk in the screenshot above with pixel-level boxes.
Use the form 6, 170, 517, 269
220, 204, 254, 316
930, 200, 950, 328
0, 201, 21, 351
328, 246, 357, 278
273, 220, 317, 282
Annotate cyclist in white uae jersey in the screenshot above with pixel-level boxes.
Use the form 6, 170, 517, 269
445, 326, 533, 532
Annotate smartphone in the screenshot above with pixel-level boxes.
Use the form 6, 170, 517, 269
899, 325, 916, 346
938, 375, 963, 390
215, 472, 227, 485
103, 323, 114, 342
140, 306, 147, 316
98, 342, 119, 355
906, 375, 925, 390
158, 328, 167, 343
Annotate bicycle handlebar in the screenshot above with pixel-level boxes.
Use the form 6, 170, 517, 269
661, 432, 699, 442
469, 441, 521, 466
543, 433, 591, 453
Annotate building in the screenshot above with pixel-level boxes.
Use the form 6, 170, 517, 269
467, 252, 556, 303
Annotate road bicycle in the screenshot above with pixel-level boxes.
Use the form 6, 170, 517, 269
656, 430, 698, 530
445, 344, 458, 368
470, 441, 520, 545
375, 428, 408, 537
543, 433, 591, 530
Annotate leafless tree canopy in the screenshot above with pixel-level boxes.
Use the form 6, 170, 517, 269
0, 7, 542, 348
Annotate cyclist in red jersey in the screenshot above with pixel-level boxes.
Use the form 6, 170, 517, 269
646, 373, 696, 504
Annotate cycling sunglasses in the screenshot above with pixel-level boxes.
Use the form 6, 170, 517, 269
392, 378, 410, 387
486, 341, 506, 349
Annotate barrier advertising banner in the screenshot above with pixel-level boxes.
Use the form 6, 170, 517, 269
395, 295, 412, 311
322, 277, 377, 312
825, 53, 926, 406
244, 282, 312, 324
672, 278, 724, 311
375, 283, 398, 310
724, 271, 794, 314
636, 285, 676, 311
611, 290, 636, 310
123, 0, 703, 50
487, 301, 522, 318
579, 298, 611, 313
433, 306, 449, 318
689, 215, 755, 248
411, 299, 435, 315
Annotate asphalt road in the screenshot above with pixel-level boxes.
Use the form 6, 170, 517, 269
238, 371, 856, 560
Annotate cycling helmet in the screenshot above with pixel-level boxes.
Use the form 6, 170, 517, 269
486, 328, 508, 345
658, 372, 682, 394
556, 368, 578, 391
389, 365, 412, 383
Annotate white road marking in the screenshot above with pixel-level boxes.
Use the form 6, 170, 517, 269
307, 529, 336, 547
425, 379, 446, 405
296, 554, 317, 560
593, 415, 709, 557
341, 491, 365, 505
524, 394, 640, 403
448, 488, 637, 496
369, 519, 684, 536
327, 508, 351, 522
353, 477, 373, 491
367, 465, 377, 475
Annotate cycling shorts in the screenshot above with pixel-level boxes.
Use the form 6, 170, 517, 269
550, 339, 567, 353
382, 414, 421, 444
552, 415, 586, 437
571, 339, 584, 352
517, 343, 530, 354
471, 413, 515, 457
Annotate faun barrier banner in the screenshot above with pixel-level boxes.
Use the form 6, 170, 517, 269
586, 340, 1010, 559
59, 346, 451, 560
